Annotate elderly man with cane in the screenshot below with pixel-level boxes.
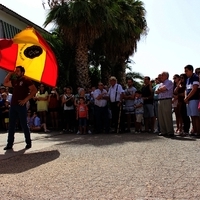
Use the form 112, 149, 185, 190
107, 76, 124, 133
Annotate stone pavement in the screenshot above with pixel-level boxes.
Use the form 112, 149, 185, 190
0, 130, 200, 200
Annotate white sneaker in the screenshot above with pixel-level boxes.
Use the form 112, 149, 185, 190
88, 130, 92, 134
77, 131, 80, 135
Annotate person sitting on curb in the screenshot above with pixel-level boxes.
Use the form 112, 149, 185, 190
30, 112, 50, 133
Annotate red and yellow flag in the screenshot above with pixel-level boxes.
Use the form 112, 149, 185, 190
0, 27, 58, 87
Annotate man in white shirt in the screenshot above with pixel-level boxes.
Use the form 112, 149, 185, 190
93, 82, 109, 133
108, 76, 124, 133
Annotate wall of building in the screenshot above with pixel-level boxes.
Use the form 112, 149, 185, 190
0, 9, 28, 30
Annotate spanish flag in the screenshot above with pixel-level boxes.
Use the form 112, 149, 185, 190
0, 27, 58, 87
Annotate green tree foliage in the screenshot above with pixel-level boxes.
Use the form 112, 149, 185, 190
44, 0, 147, 88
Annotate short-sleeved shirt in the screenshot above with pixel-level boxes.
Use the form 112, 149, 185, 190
108, 84, 124, 102
158, 79, 173, 99
6, 93, 12, 103
153, 84, 160, 100
124, 87, 137, 107
11, 77, 33, 106
77, 104, 88, 118
186, 73, 199, 100
133, 98, 144, 114
33, 116, 41, 127
93, 89, 108, 107
27, 116, 34, 127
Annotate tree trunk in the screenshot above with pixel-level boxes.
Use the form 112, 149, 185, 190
101, 61, 111, 86
75, 41, 90, 88
115, 60, 126, 88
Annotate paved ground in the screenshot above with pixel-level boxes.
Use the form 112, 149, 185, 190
0, 129, 200, 200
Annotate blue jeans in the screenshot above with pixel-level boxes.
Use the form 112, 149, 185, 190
7, 105, 31, 146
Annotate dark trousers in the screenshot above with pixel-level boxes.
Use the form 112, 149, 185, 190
63, 109, 75, 130
8, 105, 31, 146
110, 102, 121, 131
94, 105, 109, 133
180, 102, 190, 133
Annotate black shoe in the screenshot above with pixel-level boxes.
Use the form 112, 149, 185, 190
25, 144, 32, 149
165, 134, 175, 138
4, 145, 13, 150
125, 129, 131, 133
158, 133, 166, 136
190, 134, 200, 138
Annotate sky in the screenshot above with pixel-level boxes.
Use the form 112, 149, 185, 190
1, 0, 200, 80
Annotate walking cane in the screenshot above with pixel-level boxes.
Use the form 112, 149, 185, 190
117, 103, 122, 133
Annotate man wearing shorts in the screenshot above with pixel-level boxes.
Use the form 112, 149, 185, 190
184, 65, 200, 136
123, 78, 137, 132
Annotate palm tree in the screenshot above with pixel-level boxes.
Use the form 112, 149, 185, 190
44, 0, 120, 88
99, 0, 147, 85
126, 71, 144, 90
43, 30, 76, 88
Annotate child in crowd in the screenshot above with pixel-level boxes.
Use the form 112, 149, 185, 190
133, 91, 144, 133
27, 109, 33, 129
2, 100, 10, 130
76, 97, 88, 135
29, 111, 50, 133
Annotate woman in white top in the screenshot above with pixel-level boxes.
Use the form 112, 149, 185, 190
61, 86, 75, 133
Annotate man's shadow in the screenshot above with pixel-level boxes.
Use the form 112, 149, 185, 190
0, 149, 60, 174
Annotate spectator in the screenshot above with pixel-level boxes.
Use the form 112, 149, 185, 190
0, 86, 6, 99
156, 71, 174, 137
76, 97, 88, 135
172, 74, 181, 133
0, 92, 8, 130
5, 86, 12, 103
61, 86, 75, 133
27, 109, 33, 129
133, 91, 144, 133
153, 75, 161, 133
75, 88, 92, 134
93, 82, 109, 133
48, 87, 60, 130
174, 73, 190, 136
107, 76, 124, 133
35, 84, 49, 124
123, 78, 137, 132
30, 111, 50, 133
1, 99, 10, 130
184, 65, 200, 137
141, 76, 154, 133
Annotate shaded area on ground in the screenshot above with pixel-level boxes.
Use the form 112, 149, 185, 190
47, 132, 165, 147
0, 150, 60, 174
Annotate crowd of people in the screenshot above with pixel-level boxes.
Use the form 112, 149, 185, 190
1, 65, 200, 149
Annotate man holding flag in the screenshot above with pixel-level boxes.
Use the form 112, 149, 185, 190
3, 66, 37, 150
